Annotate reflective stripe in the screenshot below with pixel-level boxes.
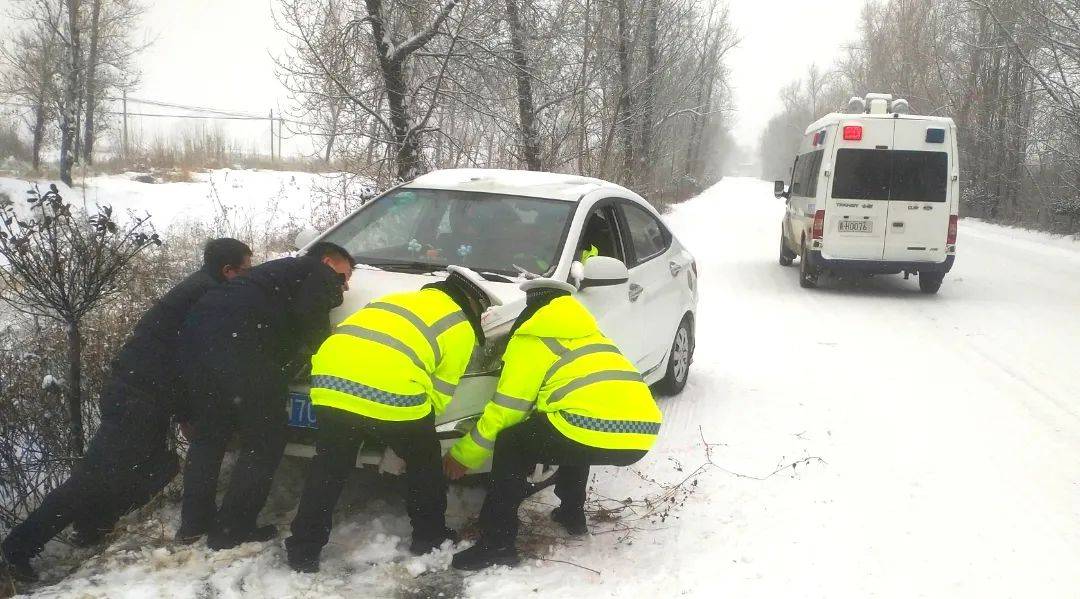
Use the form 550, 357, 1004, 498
543, 343, 621, 383
367, 302, 443, 364
491, 392, 534, 412
541, 337, 567, 356
547, 370, 644, 404
470, 427, 494, 450
312, 375, 427, 408
431, 312, 467, 336
433, 377, 457, 397
336, 325, 426, 371
561, 412, 661, 435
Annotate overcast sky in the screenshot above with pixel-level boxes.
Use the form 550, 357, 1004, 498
1, 0, 866, 156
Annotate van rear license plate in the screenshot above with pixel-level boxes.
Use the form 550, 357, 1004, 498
288, 392, 318, 429
838, 220, 872, 233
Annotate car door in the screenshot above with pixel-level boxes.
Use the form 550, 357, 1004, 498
882, 122, 951, 263
572, 202, 644, 364
825, 118, 894, 260
617, 200, 683, 372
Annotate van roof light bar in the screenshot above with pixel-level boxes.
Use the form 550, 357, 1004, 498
846, 97, 866, 114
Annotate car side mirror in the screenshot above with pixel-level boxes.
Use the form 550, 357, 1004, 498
579, 256, 629, 290
293, 228, 320, 251
773, 180, 789, 199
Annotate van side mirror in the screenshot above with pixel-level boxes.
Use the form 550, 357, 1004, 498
774, 180, 789, 199
578, 256, 629, 290
293, 228, 320, 251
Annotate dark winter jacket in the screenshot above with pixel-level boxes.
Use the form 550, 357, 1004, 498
106, 266, 223, 420
178, 256, 344, 399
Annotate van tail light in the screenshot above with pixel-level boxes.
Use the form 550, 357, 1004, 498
812, 210, 826, 239
842, 125, 863, 141
947, 215, 958, 244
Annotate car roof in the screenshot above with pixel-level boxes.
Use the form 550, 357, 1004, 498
804, 112, 956, 135
402, 168, 634, 203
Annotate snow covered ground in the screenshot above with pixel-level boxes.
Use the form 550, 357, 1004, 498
0, 169, 343, 239
9, 176, 1080, 598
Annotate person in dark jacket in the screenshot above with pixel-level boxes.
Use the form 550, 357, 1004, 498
176, 242, 354, 550
0, 238, 253, 584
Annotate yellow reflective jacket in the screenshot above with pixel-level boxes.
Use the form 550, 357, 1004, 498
310, 288, 476, 421
450, 295, 661, 468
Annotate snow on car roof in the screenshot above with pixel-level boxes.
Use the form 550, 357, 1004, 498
804, 112, 955, 135
403, 168, 630, 202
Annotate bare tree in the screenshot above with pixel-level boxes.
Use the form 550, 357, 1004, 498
504, 0, 542, 170
0, 184, 160, 454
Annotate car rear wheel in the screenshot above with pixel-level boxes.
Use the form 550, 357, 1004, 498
919, 272, 945, 294
655, 316, 693, 396
799, 240, 819, 289
779, 229, 796, 266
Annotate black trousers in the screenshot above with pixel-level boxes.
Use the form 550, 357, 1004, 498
285, 406, 446, 559
179, 379, 287, 535
478, 415, 646, 547
1, 381, 178, 562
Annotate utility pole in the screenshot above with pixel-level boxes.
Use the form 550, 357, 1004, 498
269, 109, 275, 162
121, 89, 128, 165
278, 115, 283, 162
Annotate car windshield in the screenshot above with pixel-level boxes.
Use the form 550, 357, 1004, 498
322, 188, 574, 276
832, 149, 948, 202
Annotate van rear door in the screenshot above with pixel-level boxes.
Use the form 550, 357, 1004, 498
824, 119, 893, 260
882, 122, 950, 263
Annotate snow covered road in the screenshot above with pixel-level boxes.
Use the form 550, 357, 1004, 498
15, 177, 1080, 598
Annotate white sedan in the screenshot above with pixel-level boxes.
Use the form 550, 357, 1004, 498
285, 169, 698, 476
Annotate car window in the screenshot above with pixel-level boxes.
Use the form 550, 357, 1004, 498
578, 205, 625, 263
890, 151, 948, 202
791, 149, 824, 197
323, 188, 574, 276
621, 203, 670, 264
805, 150, 824, 197
833, 149, 947, 202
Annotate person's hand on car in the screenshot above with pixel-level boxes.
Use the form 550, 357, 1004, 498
443, 453, 468, 480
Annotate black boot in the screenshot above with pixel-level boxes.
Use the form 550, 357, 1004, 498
409, 527, 458, 556
451, 540, 520, 571
174, 523, 209, 545
1, 553, 38, 584
286, 550, 320, 574
551, 506, 588, 536
206, 524, 278, 551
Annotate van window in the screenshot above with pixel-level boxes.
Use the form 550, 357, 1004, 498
832, 149, 948, 202
791, 150, 824, 197
890, 151, 948, 202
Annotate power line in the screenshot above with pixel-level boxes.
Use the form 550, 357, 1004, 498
0, 100, 304, 124
109, 96, 265, 119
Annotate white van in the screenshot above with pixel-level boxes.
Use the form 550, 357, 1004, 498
774, 93, 959, 293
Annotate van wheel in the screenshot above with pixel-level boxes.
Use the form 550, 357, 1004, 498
779, 230, 796, 266
919, 272, 945, 294
654, 316, 693, 396
799, 241, 818, 289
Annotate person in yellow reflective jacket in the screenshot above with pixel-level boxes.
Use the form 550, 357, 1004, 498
285, 266, 502, 573
444, 279, 662, 571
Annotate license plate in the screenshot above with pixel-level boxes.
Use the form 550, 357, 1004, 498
838, 220, 873, 233
288, 392, 318, 429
